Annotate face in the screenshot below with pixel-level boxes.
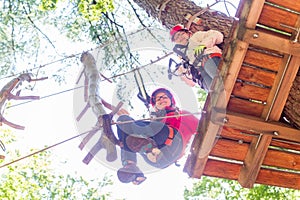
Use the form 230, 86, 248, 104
154, 92, 172, 110
173, 31, 190, 45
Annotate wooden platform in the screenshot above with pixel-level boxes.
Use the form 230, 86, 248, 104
184, 0, 300, 189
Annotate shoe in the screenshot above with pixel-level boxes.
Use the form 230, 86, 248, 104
126, 135, 157, 153
117, 162, 146, 184
146, 148, 162, 163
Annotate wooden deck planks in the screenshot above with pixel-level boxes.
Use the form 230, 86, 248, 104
232, 82, 270, 102
238, 65, 276, 87
227, 97, 265, 117
266, 0, 300, 13
209, 139, 300, 171
244, 48, 282, 72
259, 4, 299, 33
256, 168, 300, 190
202, 160, 300, 189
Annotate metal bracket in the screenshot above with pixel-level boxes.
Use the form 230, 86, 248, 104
280, 23, 300, 43
239, 131, 279, 149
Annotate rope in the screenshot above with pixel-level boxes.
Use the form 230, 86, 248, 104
157, 0, 172, 21
6, 85, 84, 109
222, 0, 238, 17
185, 1, 220, 30
0, 140, 5, 152
0, 111, 202, 168
112, 111, 202, 125
5, 52, 173, 110
0, 129, 92, 169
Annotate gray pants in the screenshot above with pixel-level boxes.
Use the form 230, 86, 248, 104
200, 56, 221, 89
116, 115, 183, 169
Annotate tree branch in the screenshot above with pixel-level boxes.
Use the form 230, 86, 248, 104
22, 4, 59, 55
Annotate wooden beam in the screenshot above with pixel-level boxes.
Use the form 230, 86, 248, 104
184, 74, 227, 177
259, 4, 299, 34
238, 134, 272, 188
238, 64, 276, 87
197, 120, 222, 159
262, 56, 300, 119
184, 154, 209, 179
245, 0, 265, 28
243, 29, 300, 55
218, 40, 248, 105
232, 82, 270, 102
185, 118, 223, 178
256, 168, 300, 190
227, 97, 265, 117
215, 112, 300, 143
243, 48, 282, 72
203, 160, 241, 180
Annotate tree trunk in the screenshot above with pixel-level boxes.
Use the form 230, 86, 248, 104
282, 68, 300, 128
132, 0, 234, 40
132, 0, 300, 129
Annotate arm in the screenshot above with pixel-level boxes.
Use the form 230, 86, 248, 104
192, 30, 224, 48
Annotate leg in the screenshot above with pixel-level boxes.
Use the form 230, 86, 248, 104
117, 115, 165, 138
116, 122, 147, 184
143, 128, 183, 168
116, 117, 137, 164
195, 65, 213, 90
203, 57, 221, 80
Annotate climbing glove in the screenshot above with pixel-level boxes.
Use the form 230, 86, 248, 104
194, 45, 206, 56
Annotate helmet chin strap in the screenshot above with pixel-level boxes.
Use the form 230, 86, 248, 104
155, 105, 175, 111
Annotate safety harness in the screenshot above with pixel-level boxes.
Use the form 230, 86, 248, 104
133, 69, 151, 110
164, 126, 175, 146
170, 44, 221, 91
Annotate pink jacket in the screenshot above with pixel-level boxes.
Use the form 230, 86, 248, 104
161, 109, 199, 156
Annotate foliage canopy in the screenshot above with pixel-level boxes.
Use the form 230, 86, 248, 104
0, 130, 114, 199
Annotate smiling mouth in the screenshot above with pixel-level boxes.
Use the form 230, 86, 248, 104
160, 102, 168, 106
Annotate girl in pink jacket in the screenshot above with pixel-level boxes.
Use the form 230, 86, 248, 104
116, 88, 199, 185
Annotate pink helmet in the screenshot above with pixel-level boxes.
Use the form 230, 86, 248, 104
170, 24, 187, 41
150, 88, 176, 106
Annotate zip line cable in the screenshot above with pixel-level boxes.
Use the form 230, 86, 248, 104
0, 111, 202, 169
6, 85, 85, 109
0, 129, 92, 169
6, 52, 173, 110
112, 111, 202, 125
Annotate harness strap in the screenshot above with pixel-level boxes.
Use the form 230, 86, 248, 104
134, 69, 151, 109
165, 126, 175, 146
209, 53, 222, 59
